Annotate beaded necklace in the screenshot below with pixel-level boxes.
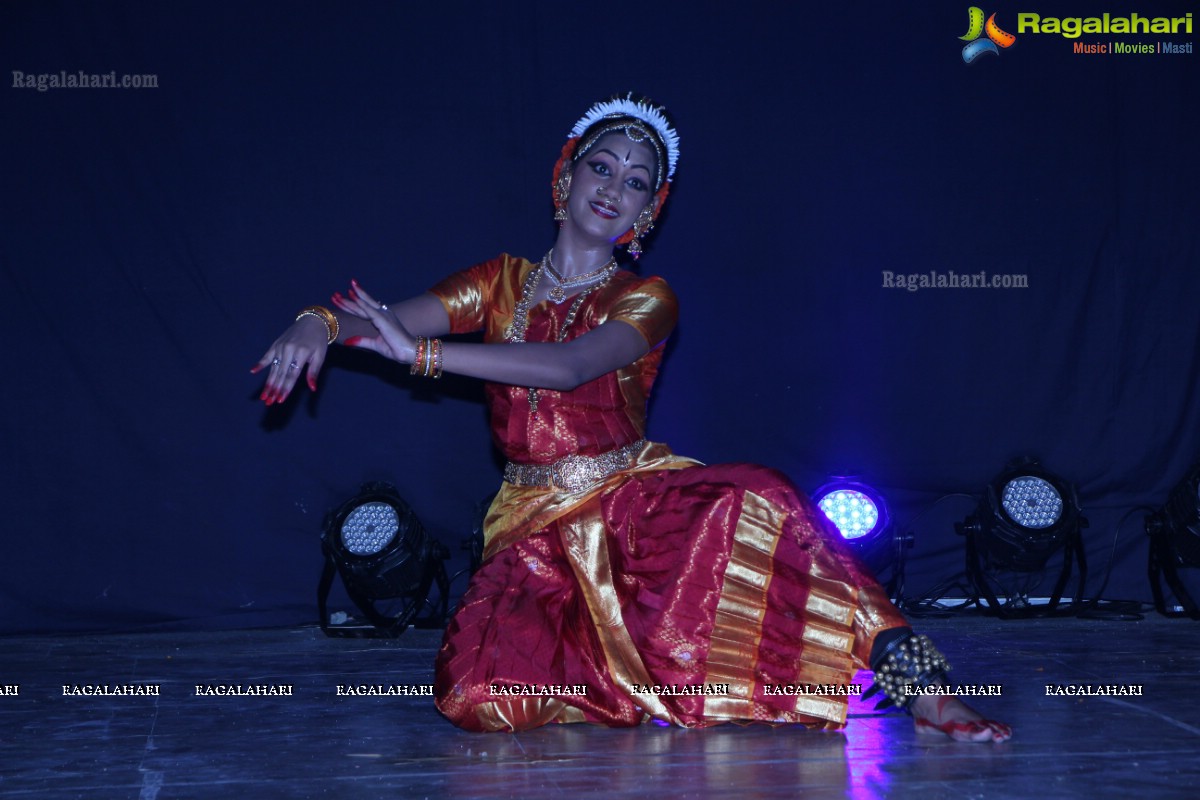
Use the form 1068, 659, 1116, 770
505, 252, 618, 413
544, 249, 617, 304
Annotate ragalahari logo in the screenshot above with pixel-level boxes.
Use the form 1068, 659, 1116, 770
960, 7, 1017, 62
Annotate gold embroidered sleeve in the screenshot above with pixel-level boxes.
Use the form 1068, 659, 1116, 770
604, 276, 678, 348
428, 255, 512, 335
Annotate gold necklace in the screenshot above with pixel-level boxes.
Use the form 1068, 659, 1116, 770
544, 249, 618, 304
503, 257, 546, 343
506, 252, 617, 413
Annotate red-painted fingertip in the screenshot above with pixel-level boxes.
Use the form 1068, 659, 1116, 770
344, 336, 362, 346
307, 377, 317, 392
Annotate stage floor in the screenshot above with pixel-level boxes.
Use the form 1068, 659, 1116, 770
1, 614, 1197, 799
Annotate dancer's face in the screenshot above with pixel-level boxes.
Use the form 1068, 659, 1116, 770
566, 132, 657, 242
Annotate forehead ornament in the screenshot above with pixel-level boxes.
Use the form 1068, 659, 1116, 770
567, 93, 680, 186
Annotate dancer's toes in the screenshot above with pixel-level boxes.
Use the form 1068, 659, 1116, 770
911, 696, 1011, 743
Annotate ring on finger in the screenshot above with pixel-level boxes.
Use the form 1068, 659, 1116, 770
271, 357, 281, 366
288, 361, 300, 370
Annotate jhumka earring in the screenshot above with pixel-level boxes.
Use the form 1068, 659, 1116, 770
553, 168, 572, 224
627, 205, 655, 259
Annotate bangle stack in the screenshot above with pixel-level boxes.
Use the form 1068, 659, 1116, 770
295, 305, 339, 344
410, 336, 444, 379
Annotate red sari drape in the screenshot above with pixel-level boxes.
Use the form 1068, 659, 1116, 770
429, 255, 907, 732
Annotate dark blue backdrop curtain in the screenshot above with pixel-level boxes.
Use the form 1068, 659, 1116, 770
3, 0, 1197, 634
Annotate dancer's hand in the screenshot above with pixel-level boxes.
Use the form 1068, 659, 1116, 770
333, 279, 417, 365
252, 315, 330, 405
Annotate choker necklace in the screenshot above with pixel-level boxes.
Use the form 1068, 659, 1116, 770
505, 251, 618, 413
544, 249, 618, 304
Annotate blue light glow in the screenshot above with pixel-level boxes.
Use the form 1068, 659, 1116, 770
817, 489, 880, 541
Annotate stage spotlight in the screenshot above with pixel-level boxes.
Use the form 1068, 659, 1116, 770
956, 457, 1087, 615
317, 481, 450, 637
813, 480, 889, 545
813, 478, 909, 599
1145, 461, 1200, 618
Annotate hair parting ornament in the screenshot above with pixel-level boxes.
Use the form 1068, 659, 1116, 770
552, 93, 680, 257
569, 94, 680, 189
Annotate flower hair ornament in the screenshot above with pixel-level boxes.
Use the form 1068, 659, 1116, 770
551, 93, 680, 259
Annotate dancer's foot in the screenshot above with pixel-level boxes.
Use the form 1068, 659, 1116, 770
910, 695, 1011, 743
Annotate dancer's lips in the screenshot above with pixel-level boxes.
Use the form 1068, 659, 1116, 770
589, 201, 619, 219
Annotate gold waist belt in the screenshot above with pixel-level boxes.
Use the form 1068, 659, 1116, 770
503, 440, 646, 493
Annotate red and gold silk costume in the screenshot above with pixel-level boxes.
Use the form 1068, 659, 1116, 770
431, 255, 907, 732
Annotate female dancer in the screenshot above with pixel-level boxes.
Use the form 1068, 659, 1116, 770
253, 94, 1009, 743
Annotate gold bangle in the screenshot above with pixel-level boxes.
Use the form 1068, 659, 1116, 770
295, 305, 338, 344
430, 338, 443, 379
410, 336, 427, 376
408, 337, 442, 379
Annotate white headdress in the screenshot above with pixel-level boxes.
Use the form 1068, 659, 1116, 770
567, 93, 680, 185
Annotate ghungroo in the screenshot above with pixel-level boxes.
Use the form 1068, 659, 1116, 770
865, 633, 952, 711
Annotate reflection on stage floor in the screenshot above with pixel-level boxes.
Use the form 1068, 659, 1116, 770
1, 615, 1197, 799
